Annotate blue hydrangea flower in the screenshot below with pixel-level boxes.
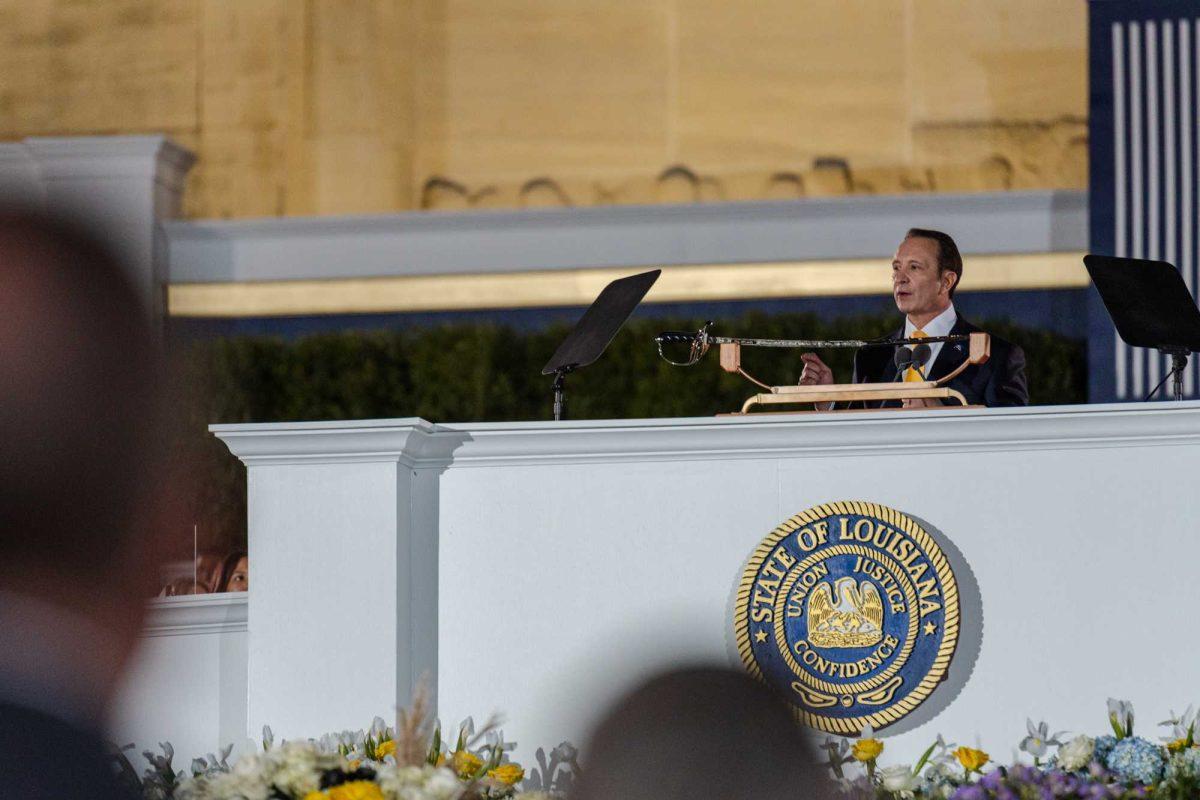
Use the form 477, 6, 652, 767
1166, 747, 1200, 782
1093, 734, 1118, 765
1106, 736, 1166, 784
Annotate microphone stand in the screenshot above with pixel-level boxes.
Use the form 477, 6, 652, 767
893, 346, 914, 382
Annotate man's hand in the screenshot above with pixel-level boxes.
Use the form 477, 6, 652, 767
798, 353, 835, 386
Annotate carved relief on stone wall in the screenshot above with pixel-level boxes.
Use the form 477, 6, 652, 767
416, 118, 1086, 211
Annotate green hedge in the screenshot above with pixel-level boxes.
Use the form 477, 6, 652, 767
179, 312, 1086, 551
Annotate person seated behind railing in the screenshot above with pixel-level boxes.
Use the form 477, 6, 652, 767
215, 551, 248, 593
155, 550, 247, 595
159, 578, 209, 597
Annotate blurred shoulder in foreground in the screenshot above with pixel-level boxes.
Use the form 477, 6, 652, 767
0, 212, 174, 798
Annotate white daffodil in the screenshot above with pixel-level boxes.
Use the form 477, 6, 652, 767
879, 764, 920, 797
1107, 697, 1134, 738
1019, 718, 1066, 759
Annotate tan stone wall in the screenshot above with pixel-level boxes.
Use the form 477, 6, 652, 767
0, 1, 1086, 219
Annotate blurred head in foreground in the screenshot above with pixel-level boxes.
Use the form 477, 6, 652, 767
0, 211, 171, 727
570, 667, 834, 800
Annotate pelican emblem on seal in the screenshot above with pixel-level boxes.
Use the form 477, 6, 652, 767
808, 577, 884, 648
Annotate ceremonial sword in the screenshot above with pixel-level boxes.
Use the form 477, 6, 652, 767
654, 321, 972, 367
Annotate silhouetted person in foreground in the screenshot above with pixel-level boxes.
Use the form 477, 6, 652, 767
0, 213, 172, 798
570, 667, 835, 800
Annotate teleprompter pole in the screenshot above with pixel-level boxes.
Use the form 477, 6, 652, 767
1169, 350, 1189, 402
552, 366, 574, 421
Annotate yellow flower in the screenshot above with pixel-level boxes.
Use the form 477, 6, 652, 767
327, 781, 385, 800
852, 738, 884, 762
375, 739, 396, 760
302, 793, 328, 800
487, 763, 525, 786
1168, 738, 1190, 753
954, 746, 989, 772
452, 750, 484, 778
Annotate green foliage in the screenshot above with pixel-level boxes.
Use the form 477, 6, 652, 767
176, 311, 1086, 550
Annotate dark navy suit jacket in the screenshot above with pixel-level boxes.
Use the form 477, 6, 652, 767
0, 702, 136, 800
849, 317, 1029, 407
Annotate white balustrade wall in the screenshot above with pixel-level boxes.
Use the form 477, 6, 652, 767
117, 402, 1197, 767
112, 595, 250, 765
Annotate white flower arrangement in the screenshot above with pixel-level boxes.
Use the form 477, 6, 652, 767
121, 696, 1200, 800
116, 692, 577, 800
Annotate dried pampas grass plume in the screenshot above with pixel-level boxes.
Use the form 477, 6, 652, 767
394, 676, 435, 767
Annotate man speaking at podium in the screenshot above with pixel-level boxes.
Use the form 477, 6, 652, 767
798, 228, 1028, 408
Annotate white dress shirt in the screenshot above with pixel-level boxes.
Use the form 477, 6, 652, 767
904, 303, 957, 378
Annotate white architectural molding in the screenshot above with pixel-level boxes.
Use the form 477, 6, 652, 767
209, 426, 440, 739
0, 135, 195, 317
168, 190, 1087, 284
207, 403, 1200, 760
211, 400, 1200, 469
116, 594, 250, 765
142, 594, 248, 638
211, 418, 447, 466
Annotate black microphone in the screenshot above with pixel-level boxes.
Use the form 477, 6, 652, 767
893, 346, 914, 382
910, 343, 932, 380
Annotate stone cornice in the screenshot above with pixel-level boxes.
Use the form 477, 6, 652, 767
169, 190, 1087, 284
142, 594, 247, 637
210, 401, 1200, 469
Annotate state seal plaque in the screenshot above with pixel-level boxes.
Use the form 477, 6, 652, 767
733, 501, 960, 734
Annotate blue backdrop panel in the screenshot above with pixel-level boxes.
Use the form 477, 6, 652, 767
1090, 0, 1200, 401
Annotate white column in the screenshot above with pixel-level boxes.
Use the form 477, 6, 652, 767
211, 419, 449, 740
0, 136, 194, 318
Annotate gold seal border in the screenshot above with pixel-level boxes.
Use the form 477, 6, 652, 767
733, 500, 961, 735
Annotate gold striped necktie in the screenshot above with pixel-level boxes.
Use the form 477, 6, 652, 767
903, 329, 929, 382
